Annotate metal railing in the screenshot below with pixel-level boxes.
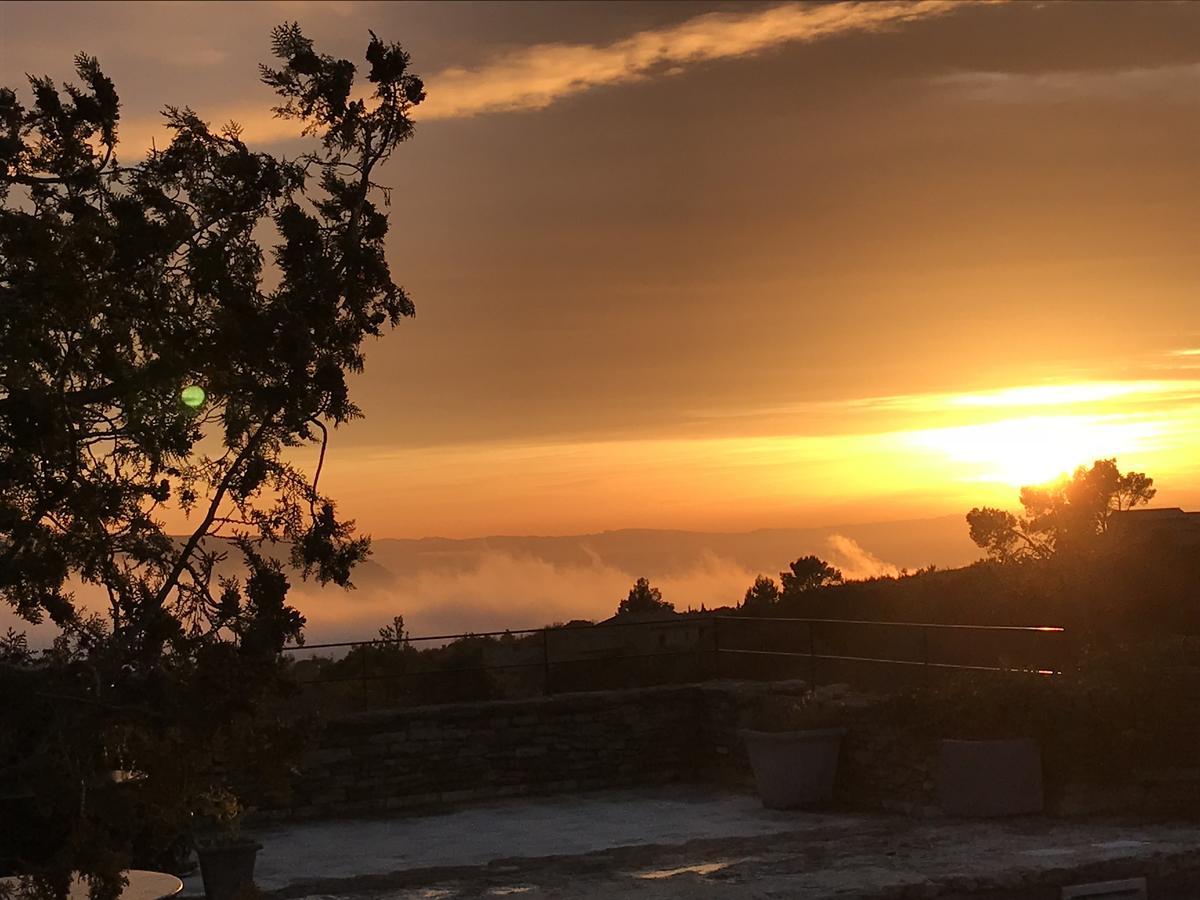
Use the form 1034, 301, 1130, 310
711, 615, 1065, 687
281, 614, 1067, 711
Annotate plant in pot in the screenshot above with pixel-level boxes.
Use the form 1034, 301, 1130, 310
916, 673, 1052, 817
740, 691, 848, 809
192, 787, 262, 900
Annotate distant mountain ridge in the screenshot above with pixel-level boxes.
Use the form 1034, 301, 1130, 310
301, 515, 981, 640
361, 514, 979, 582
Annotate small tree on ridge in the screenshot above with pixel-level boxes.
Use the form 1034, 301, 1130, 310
616, 577, 674, 617
780, 556, 843, 600
741, 575, 781, 612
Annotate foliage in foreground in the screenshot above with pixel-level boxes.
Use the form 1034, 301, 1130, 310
0, 23, 423, 893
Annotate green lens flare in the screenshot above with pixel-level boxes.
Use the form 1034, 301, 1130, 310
181, 385, 206, 409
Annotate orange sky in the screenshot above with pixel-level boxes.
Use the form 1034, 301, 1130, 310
3, 0, 1198, 540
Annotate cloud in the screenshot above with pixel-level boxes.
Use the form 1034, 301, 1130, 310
116, 103, 308, 158
225, 539, 903, 640
113, 0, 956, 152
4, 531, 914, 647
889, 380, 1200, 413
688, 379, 1200, 424
132, 46, 230, 68
267, 0, 360, 16
930, 62, 1200, 104
417, 0, 958, 121
0, 550, 758, 647
826, 534, 900, 580
287, 550, 759, 641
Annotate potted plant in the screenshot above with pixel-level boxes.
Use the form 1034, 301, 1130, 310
923, 675, 1048, 817
936, 736, 1041, 817
740, 691, 847, 809
193, 787, 262, 900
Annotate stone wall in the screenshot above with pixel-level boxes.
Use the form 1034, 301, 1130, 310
257, 678, 937, 822
265, 680, 791, 820
254, 677, 1196, 823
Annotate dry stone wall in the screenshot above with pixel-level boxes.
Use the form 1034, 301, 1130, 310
258, 679, 933, 821
255, 677, 1195, 823
268, 681, 748, 820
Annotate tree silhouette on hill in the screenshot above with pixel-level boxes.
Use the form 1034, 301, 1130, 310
780, 556, 843, 599
967, 458, 1156, 562
742, 575, 781, 612
616, 577, 674, 616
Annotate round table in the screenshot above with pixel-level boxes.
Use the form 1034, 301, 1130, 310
0, 870, 182, 900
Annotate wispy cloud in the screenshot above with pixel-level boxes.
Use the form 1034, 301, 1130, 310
16, 536, 910, 643
418, 0, 958, 121
879, 380, 1200, 413
931, 62, 1200, 104
172, 47, 230, 68
114, 0, 957, 151
689, 379, 1200, 424
827, 534, 900, 580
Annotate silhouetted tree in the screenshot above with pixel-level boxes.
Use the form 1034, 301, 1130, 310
379, 614, 409, 645
616, 577, 674, 616
0, 23, 424, 894
967, 458, 1156, 562
741, 575, 781, 612
780, 556, 843, 599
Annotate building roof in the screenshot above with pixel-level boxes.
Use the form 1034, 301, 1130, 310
599, 608, 680, 626
1113, 507, 1193, 519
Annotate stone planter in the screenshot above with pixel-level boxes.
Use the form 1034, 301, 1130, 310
740, 727, 845, 809
197, 839, 262, 900
936, 738, 1043, 817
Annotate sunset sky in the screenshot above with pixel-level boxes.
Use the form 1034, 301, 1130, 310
3, 0, 1198, 541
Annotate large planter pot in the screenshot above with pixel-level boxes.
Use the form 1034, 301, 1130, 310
740, 727, 846, 809
937, 738, 1043, 817
197, 840, 262, 900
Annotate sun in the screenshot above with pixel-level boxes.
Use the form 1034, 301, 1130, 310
905, 414, 1159, 489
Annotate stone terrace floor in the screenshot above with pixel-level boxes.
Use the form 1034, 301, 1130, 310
184, 785, 1200, 899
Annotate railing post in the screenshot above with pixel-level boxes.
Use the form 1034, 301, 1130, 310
360, 645, 369, 711
808, 621, 816, 687
542, 627, 552, 696
712, 615, 720, 680
922, 626, 930, 687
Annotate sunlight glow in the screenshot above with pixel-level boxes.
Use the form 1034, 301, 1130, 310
902, 414, 1163, 487
159, 377, 1200, 538
944, 381, 1181, 409
868, 379, 1200, 416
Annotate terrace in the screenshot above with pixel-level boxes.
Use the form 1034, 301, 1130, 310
183, 785, 1200, 899
203, 621, 1200, 899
